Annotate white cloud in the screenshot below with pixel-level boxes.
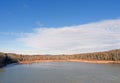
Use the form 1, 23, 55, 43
18, 18, 120, 54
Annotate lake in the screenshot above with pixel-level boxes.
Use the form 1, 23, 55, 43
0, 62, 120, 83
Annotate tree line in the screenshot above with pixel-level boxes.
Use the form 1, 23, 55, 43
0, 49, 120, 67
13, 49, 120, 62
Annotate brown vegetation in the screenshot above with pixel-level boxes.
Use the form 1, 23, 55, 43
0, 49, 120, 67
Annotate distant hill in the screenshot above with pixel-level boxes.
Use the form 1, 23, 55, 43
0, 49, 120, 68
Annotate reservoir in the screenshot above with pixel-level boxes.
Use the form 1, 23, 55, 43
0, 62, 120, 83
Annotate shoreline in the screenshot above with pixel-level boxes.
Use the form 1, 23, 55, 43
1, 49, 120, 68
18, 60, 120, 64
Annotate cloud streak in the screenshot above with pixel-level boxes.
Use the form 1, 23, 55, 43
18, 18, 120, 54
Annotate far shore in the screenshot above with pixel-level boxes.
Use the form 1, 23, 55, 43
18, 60, 120, 64
1, 49, 120, 68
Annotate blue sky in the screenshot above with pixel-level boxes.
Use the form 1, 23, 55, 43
0, 0, 120, 54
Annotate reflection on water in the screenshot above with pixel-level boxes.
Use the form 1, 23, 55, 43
0, 68, 4, 83
0, 62, 120, 83
0, 68, 3, 73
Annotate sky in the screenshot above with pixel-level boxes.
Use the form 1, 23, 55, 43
0, 0, 120, 54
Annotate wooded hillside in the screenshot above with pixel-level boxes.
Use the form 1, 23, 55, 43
0, 49, 120, 67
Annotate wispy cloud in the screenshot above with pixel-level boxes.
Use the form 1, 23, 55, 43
23, 3, 29, 8
35, 21, 43, 27
0, 32, 28, 36
17, 18, 120, 54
